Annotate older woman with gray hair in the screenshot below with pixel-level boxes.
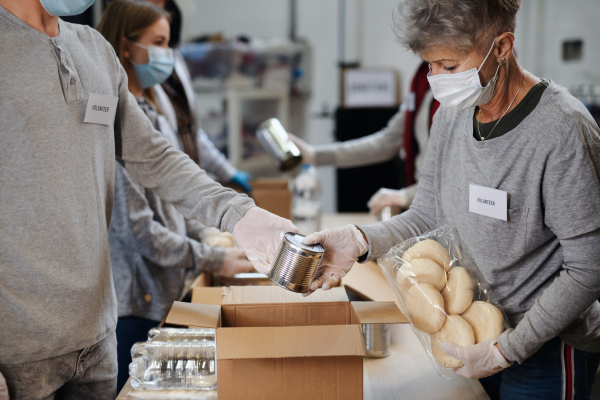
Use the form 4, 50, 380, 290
304, 0, 600, 398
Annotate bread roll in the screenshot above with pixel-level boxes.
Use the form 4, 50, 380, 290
442, 267, 474, 315
202, 228, 221, 238
405, 283, 446, 334
205, 236, 232, 247
430, 315, 475, 368
204, 232, 235, 248
396, 258, 446, 292
462, 301, 504, 343
403, 239, 452, 271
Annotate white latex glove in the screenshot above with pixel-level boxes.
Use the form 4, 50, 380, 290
288, 133, 316, 165
233, 207, 298, 274
367, 188, 410, 214
217, 248, 255, 278
301, 225, 369, 296
0, 371, 9, 400
441, 339, 512, 379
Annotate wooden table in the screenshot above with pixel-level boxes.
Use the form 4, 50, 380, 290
117, 213, 489, 400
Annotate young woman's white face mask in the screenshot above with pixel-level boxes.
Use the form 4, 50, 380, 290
427, 39, 501, 110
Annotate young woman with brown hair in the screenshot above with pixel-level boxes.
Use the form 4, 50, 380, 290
98, 1, 254, 391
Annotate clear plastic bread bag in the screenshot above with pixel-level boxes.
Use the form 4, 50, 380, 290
377, 224, 511, 378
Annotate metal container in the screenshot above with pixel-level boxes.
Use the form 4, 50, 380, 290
377, 206, 402, 222
257, 118, 302, 171
268, 232, 325, 293
362, 323, 391, 358
212, 272, 273, 287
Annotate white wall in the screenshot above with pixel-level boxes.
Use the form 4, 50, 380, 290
178, 1, 288, 40
360, 0, 422, 98
515, 0, 600, 88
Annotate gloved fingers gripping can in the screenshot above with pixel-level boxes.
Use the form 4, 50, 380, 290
269, 232, 325, 293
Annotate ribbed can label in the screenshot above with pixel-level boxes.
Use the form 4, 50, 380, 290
268, 233, 324, 293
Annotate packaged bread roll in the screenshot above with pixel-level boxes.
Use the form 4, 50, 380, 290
396, 258, 446, 292
430, 315, 475, 368
402, 239, 452, 271
203, 230, 235, 248
462, 301, 504, 343
442, 267, 474, 315
405, 283, 446, 334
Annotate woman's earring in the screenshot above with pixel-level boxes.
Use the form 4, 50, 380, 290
498, 58, 506, 66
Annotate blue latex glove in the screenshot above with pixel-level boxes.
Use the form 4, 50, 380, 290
229, 171, 252, 193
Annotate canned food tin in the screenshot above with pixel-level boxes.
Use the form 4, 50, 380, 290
257, 118, 302, 172
377, 206, 402, 222
362, 323, 391, 358
268, 232, 325, 293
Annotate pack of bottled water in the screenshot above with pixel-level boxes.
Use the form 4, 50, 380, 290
129, 328, 217, 390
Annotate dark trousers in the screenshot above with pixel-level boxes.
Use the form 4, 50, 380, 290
115, 316, 159, 394
480, 337, 600, 400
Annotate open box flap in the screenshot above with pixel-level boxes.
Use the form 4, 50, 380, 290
216, 325, 366, 360
222, 286, 349, 305
351, 301, 408, 324
191, 287, 224, 305
344, 261, 406, 313
165, 301, 221, 328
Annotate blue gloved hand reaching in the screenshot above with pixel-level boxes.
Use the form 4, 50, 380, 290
229, 170, 252, 193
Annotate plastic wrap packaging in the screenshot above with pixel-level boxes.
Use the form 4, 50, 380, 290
147, 328, 215, 343
130, 328, 217, 390
378, 224, 510, 377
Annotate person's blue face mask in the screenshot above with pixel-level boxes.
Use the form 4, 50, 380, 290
40, 0, 96, 17
131, 43, 174, 89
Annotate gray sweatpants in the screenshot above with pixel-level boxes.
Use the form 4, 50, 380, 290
0, 332, 117, 400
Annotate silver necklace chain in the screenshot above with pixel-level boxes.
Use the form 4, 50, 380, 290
477, 67, 525, 141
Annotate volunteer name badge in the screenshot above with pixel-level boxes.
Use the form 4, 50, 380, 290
84, 93, 118, 126
468, 183, 508, 221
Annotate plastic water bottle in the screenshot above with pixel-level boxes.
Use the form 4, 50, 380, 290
130, 341, 216, 390
147, 328, 215, 343
130, 329, 217, 390
291, 164, 321, 235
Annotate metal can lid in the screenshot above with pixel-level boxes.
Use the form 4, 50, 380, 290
284, 232, 325, 253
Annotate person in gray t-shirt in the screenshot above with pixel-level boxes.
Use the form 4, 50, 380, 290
303, 1, 600, 398
0, 0, 298, 398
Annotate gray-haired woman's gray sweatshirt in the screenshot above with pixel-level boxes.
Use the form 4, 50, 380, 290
0, 10, 253, 364
359, 82, 600, 364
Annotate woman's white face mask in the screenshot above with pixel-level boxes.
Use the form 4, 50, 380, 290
427, 39, 501, 110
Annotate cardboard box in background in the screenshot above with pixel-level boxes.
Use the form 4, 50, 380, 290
166, 286, 406, 400
223, 177, 291, 220
250, 178, 291, 219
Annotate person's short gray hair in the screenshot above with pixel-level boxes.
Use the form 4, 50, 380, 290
394, 0, 521, 56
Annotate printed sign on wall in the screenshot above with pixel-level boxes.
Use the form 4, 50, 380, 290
343, 69, 399, 108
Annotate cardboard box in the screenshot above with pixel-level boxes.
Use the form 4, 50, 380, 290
222, 177, 291, 219
166, 286, 405, 400
250, 178, 291, 219
343, 261, 409, 323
